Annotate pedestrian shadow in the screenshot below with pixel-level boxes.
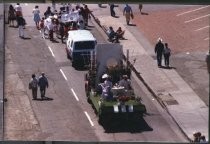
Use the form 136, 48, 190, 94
160, 66, 176, 69
141, 12, 149, 15
112, 15, 119, 18
34, 97, 53, 101
99, 5, 107, 8
22, 37, 31, 40
128, 24, 136, 26
52, 39, 59, 43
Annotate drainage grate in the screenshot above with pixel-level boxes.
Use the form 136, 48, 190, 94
165, 100, 179, 105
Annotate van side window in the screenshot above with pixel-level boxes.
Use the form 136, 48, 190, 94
71, 40, 73, 47
68, 40, 71, 47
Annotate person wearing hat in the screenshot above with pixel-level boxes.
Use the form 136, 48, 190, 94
38, 72, 49, 100
155, 38, 164, 67
100, 74, 113, 100
119, 75, 132, 90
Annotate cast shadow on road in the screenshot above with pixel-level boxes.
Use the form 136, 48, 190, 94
141, 12, 149, 15
112, 15, 120, 18
101, 116, 153, 133
100, 6, 107, 8
22, 37, 31, 40
33, 97, 54, 101
128, 24, 136, 26
160, 66, 176, 70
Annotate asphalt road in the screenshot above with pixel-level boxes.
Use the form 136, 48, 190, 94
4, 3, 188, 142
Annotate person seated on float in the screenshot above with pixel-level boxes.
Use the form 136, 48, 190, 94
100, 74, 113, 100
107, 26, 119, 43
78, 20, 85, 29
70, 21, 78, 30
118, 75, 132, 90
116, 27, 125, 39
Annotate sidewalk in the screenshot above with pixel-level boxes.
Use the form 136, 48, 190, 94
92, 7, 208, 141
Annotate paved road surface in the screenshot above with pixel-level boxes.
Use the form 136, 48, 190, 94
3, 3, 192, 142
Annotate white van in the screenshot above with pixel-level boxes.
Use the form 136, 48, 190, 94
66, 30, 97, 68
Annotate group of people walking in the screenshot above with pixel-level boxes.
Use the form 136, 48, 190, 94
8, 3, 26, 38
155, 38, 171, 68
29, 72, 49, 100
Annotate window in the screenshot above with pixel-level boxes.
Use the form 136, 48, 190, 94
74, 41, 95, 50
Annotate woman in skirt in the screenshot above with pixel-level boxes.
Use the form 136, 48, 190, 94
8, 5, 16, 27
32, 5, 41, 29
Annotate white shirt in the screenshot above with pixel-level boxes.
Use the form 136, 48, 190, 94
33, 8, 40, 14
15, 5, 22, 12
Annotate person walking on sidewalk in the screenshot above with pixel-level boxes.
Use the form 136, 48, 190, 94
163, 43, 171, 67
109, 4, 116, 17
29, 74, 38, 100
17, 16, 26, 38
155, 38, 164, 67
123, 4, 133, 25
139, 4, 143, 14
32, 5, 41, 29
38, 72, 49, 100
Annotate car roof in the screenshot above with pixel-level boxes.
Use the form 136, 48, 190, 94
68, 30, 96, 42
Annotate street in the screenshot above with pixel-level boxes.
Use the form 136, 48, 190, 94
3, 3, 208, 142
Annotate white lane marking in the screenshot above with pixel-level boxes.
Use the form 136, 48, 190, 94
60, 69, 67, 81
84, 111, 94, 127
48, 46, 55, 57
186, 52, 190, 55
194, 26, 210, 31
204, 37, 209, 40
177, 6, 210, 16
71, 88, 79, 101
184, 14, 210, 23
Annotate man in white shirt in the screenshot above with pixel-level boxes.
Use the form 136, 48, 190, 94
14, 3, 22, 17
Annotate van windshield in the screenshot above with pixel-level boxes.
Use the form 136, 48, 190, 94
74, 41, 95, 50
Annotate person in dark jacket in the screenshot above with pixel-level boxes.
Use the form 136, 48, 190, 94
155, 38, 164, 67
163, 43, 171, 67
44, 6, 53, 18
109, 4, 116, 17
38, 72, 49, 100
17, 16, 26, 38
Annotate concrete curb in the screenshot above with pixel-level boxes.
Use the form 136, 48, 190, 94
0, 3, 5, 140
89, 11, 194, 142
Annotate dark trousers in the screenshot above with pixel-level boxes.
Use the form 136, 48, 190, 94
49, 30, 53, 41
157, 53, 163, 66
110, 6, 115, 16
164, 54, 170, 67
40, 87, 46, 98
32, 88, 37, 99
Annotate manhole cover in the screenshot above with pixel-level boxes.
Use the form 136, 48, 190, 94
165, 100, 178, 105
